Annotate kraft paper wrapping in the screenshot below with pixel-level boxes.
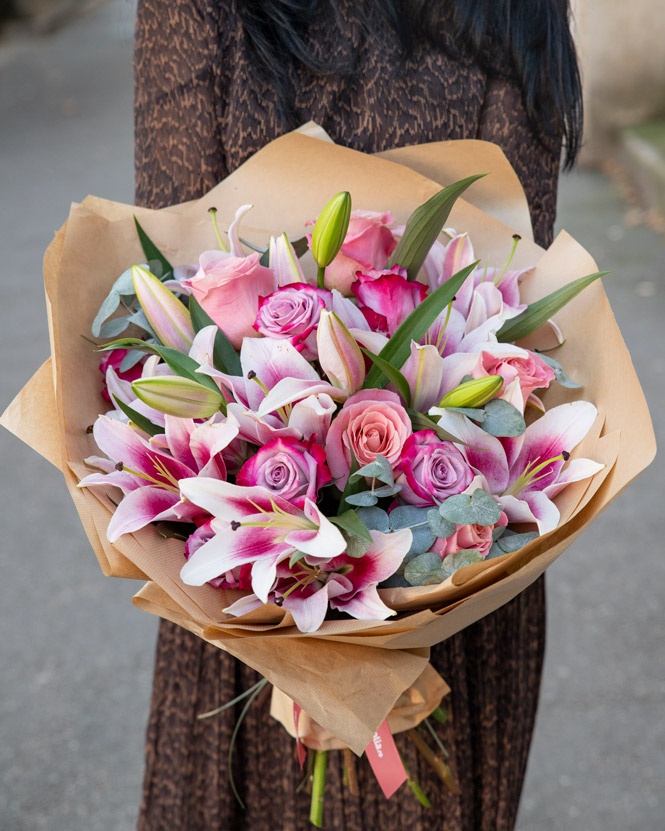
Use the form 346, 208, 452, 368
1, 130, 655, 755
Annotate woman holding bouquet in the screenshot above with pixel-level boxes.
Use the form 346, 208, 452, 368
134, 1, 582, 828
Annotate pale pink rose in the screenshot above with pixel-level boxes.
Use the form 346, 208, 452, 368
325, 389, 412, 488
184, 251, 276, 349
308, 210, 397, 295
236, 437, 332, 508
432, 513, 508, 560
480, 349, 555, 404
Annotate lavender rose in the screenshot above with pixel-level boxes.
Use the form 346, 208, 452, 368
396, 430, 474, 507
236, 437, 332, 508
253, 283, 329, 355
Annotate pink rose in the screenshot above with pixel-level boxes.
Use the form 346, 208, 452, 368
432, 513, 508, 560
351, 267, 428, 335
480, 349, 555, 405
253, 283, 329, 354
184, 251, 276, 349
325, 389, 412, 488
99, 348, 144, 401
308, 210, 397, 295
396, 431, 474, 507
236, 437, 332, 508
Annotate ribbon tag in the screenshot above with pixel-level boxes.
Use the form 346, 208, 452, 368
293, 703, 307, 769
364, 719, 407, 798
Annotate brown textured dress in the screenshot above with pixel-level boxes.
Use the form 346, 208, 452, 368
134, 1, 561, 828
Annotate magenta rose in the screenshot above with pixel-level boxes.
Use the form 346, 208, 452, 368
351, 267, 428, 336
184, 251, 276, 349
396, 430, 474, 507
325, 389, 412, 488
432, 512, 508, 560
99, 348, 144, 401
253, 283, 329, 354
236, 437, 332, 508
307, 210, 397, 295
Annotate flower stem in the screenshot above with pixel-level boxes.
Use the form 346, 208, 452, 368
343, 747, 359, 797
317, 265, 326, 290
309, 750, 328, 827
406, 729, 460, 795
398, 750, 431, 808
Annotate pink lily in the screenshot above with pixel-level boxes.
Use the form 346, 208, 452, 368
78, 414, 239, 541
224, 528, 412, 633
178, 480, 347, 602
268, 233, 309, 286
431, 402, 604, 533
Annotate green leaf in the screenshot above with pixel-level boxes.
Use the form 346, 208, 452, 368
439, 489, 501, 527
480, 399, 526, 438
343, 533, 372, 558
338, 450, 363, 513
371, 483, 403, 498
188, 295, 242, 375
496, 270, 610, 343
355, 507, 390, 533
112, 396, 162, 437
389, 505, 436, 555
404, 552, 443, 586
134, 216, 173, 278
427, 508, 456, 539
330, 510, 372, 542
488, 530, 539, 560
99, 337, 221, 395
388, 174, 487, 281
364, 262, 478, 390
289, 550, 308, 568
537, 352, 582, 389
443, 406, 486, 421
439, 549, 484, 578
351, 454, 394, 486
407, 409, 463, 443
344, 491, 379, 508
360, 347, 412, 406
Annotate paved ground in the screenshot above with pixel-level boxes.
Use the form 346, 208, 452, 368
0, 3, 663, 830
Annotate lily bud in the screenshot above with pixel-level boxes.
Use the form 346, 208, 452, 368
132, 265, 195, 352
269, 233, 307, 286
437, 375, 503, 409
132, 375, 224, 418
311, 192, 352, 268
317, 310, 365, 397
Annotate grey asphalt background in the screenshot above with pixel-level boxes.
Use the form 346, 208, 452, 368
0, 3, 663, 830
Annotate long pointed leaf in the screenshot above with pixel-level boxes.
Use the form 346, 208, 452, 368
98, 337, 221, 395
134, 216, 173, 278
497, 270, 610, 343
188, 295, 243, 375
388, 174, 486, 281
364, 262, 477, 389
112, 396, 163, 437
360, 347, 411, 406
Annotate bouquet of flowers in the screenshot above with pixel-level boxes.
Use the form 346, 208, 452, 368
2, 128, 654, 821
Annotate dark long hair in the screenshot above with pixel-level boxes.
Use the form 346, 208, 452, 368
236, 0, 582, 167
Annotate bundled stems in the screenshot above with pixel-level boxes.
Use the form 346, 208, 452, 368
309, 750, 328, 827
406, 729, 460, 795
398, 750, 431, 808
343, 747, 360, 797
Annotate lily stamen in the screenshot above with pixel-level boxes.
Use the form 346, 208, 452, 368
503, 452, 567, 497
117, 461, 179, 492
494, 234, 521, 287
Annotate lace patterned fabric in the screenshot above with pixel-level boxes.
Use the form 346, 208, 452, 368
134, 2, 559, 828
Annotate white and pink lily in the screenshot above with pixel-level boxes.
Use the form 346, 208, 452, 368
223, 528, 412, 633
431, 402, 604, 534
79, 413, 239, 541
178, 480, 347, 603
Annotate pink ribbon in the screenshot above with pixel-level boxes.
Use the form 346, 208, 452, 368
364, 719, 408, 798
292, 703, 307, 769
